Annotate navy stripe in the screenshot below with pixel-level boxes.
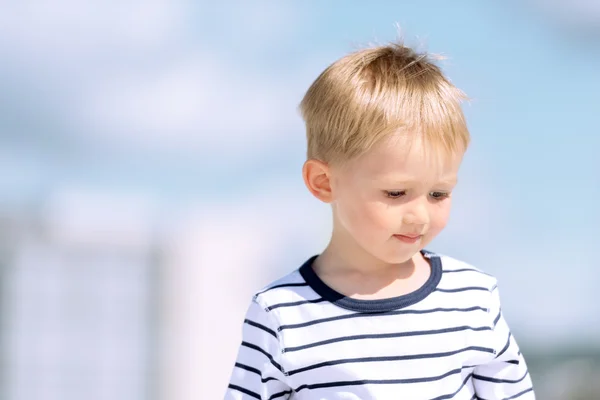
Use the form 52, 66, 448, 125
496, 331, 513, 359
429, 373, 473, 400
436, 286, 490, 293
283, 325, 492, 353
235, 362, 261, 375
473, 371, 529, 384
234, 363, 280, 383
287, 346, 495, 376
267, 298, 326, 311
257, 282, 309, 295
279, 306, 488, 331
444, 268, 492, 277
493, 309, 502, 327
228, 384, 260, 399
506, 359, 520, 365
444, 268, 478, 273
254, 282, 308, 297
245, 319, 277, 338
294, 367, 468, 392
241, 341, 283, 372
269, 389, 293, 399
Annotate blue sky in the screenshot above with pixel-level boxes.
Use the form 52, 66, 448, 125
0, 1, 598, 347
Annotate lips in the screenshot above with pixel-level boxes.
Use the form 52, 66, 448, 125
393, 234, 423, 244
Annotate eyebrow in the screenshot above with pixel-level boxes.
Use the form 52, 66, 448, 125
438, 178, 458, 186
377, 176, 458, 186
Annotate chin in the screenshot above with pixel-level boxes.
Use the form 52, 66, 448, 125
379, 249, 419, 265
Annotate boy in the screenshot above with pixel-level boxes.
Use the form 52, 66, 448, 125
224, 41, 535, 399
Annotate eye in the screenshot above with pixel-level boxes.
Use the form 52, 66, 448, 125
429, 191, 450, 200
385, 190, 406, 199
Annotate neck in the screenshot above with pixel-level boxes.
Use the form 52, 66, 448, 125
316, 222, 422, 278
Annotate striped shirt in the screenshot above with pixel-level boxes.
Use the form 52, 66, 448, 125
225, 250, 535, 399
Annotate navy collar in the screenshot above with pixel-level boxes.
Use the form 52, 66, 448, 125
299, 250, 442, 312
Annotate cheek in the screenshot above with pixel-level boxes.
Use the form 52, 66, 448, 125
364, 203, 394, 231
428, 201, 452, 233
338, 197, 391, 233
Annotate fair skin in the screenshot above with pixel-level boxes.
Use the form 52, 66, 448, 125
303, 133, 464, 300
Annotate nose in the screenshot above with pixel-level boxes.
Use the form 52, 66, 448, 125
402, 198, 430, 226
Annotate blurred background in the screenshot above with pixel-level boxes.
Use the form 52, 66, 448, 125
0, 1, 598, 399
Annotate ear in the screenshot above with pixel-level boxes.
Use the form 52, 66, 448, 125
302, 159, 333, 203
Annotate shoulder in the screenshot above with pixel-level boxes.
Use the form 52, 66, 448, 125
428, 251, 504, 316
251, 262, 312, 311
429, 251, 499, 291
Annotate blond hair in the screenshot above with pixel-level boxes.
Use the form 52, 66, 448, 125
299, 42, 470, 164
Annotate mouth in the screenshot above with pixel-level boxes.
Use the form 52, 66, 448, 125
393, 234, 423, 244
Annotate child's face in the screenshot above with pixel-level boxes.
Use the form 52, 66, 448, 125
329, 134, 463, 265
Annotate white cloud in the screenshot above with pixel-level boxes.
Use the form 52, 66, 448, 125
0, 0, 186, 57
75, 53, 299, 155
0, 0, 309, 159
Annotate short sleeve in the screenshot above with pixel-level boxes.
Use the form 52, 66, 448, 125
473, 283, 535, 399
224, 297, 292, 400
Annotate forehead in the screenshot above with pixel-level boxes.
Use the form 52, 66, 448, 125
347, 133, 463, 182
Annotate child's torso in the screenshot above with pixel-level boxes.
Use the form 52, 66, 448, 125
265, 258, 496, 400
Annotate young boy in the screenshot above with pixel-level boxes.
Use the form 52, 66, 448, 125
224, 42, 535, 399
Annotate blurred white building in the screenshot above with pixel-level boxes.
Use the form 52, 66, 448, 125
0, 189, 156, 400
